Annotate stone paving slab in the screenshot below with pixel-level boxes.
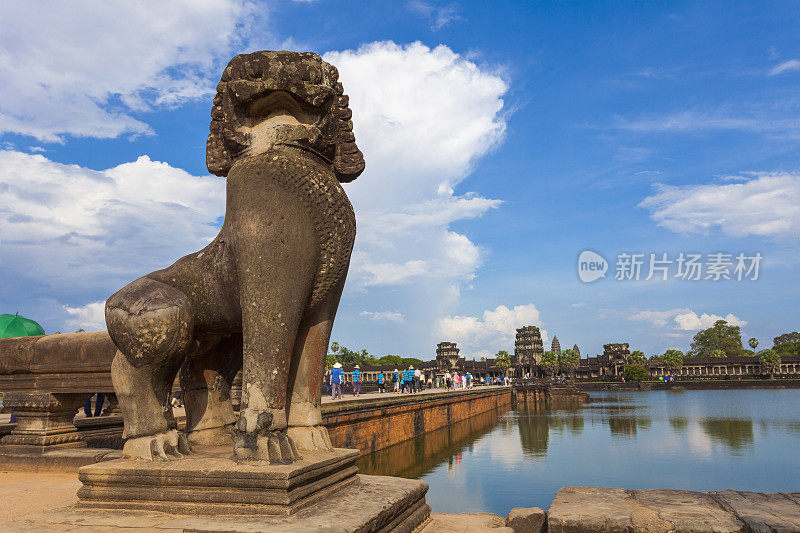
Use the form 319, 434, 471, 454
632, 489, 746, 533
711, 490, 800, 533
548, 486, 747, 533
420, 512, 512, 532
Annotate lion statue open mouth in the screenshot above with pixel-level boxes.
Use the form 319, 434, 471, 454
105, 51, 364, 462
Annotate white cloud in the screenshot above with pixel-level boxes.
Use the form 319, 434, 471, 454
407, 1, 462, 30
673, 311, 747, 331
769, 59, 800, 76
628, 308, 690, 327
359, 310, 406, 323
571, 302, 587, 308
0, 150, 225, 299
613, 109, 800, 139
0, 1, 262, 141
63, 301, 106, 331
325, 41, 507, 303
628, 308, 746, 331
436, 303, 547, 359
639, 172, 800, 240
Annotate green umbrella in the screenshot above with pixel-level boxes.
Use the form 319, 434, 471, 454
0, 314, 45, 338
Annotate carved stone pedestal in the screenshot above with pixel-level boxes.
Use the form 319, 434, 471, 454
0, 391, 87, 447
78, 447, 361, 515
65, 447, 430, 532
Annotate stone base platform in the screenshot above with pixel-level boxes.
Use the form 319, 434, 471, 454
0, 444, 121, 472
77, 447, 365, 516
24, 474, 430, 532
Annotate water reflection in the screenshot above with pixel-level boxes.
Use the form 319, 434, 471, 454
357, 390, 800, 515
517, 411, 550, 458
669, 416, 688, 433
357, 407, 505, 478
698, 418, 754, 452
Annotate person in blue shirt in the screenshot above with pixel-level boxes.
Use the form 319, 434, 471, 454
352, 365, 362, 397
392, 369, 400, 392
377, 371, 385, 393
330, 362, 344, 399
402, 367, 414, 393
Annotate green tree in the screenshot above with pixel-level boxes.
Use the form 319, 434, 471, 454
377, 354, 403, 366
773, 332, 800, 357
400, 357, 423, 366
495, 350, 512, 375
748, 337, 758, 354
759, 349, 781, 379
559, 348, 580, 382
773, 332, 800, 346
711, 349, 725, 358
327, 343, 375, 367
689, 320, 744, 358
660, 349, 684, 376
629, 350, 647, 366
623, 363, 649, 382
539, 351, 559, 377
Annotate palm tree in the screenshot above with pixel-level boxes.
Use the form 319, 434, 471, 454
748, 337, 758, 354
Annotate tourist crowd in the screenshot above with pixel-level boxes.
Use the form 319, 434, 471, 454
324, 364, 513, 399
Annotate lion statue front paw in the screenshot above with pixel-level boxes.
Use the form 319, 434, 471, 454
122, 429, 190, 461
234, 429, 301, 464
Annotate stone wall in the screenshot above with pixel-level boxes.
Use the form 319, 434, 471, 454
512, 385, 589, 408
322, 387, 512, 454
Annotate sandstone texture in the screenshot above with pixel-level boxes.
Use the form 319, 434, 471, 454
547, 486, 800, 532
548, 486, 747, 533
711, 490, 800, 533
422, 512, 512, 532
506, 507, 545, 532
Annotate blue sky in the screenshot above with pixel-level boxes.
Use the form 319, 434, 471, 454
1, 1, 798, 359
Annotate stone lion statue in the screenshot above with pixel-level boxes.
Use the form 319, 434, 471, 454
105, 51, 364, 462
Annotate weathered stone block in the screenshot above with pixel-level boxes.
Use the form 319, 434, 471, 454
423, 512, 512, 532
548, 486, 638, 532
633, 489, 745, 532
711, 490, 800, 533
506, 506, 546, 532
548, 486, 747, 533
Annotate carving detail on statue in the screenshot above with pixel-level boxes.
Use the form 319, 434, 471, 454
105, 51, 364, 462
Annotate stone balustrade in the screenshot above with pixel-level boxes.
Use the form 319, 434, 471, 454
0, 331, 120, 452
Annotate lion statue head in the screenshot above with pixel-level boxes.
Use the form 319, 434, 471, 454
206, 50, 365, 183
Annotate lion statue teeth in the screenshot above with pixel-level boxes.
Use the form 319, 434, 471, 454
105, 51, 364, 463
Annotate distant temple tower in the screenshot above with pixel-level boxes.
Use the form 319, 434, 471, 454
436, 341, 460, 369
603, 342, 630, 376
515, 326, 543, 366
551, 335, 561, 354
573, 344, 580, 357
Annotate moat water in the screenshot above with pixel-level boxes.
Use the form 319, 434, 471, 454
356, 389, 800, 515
